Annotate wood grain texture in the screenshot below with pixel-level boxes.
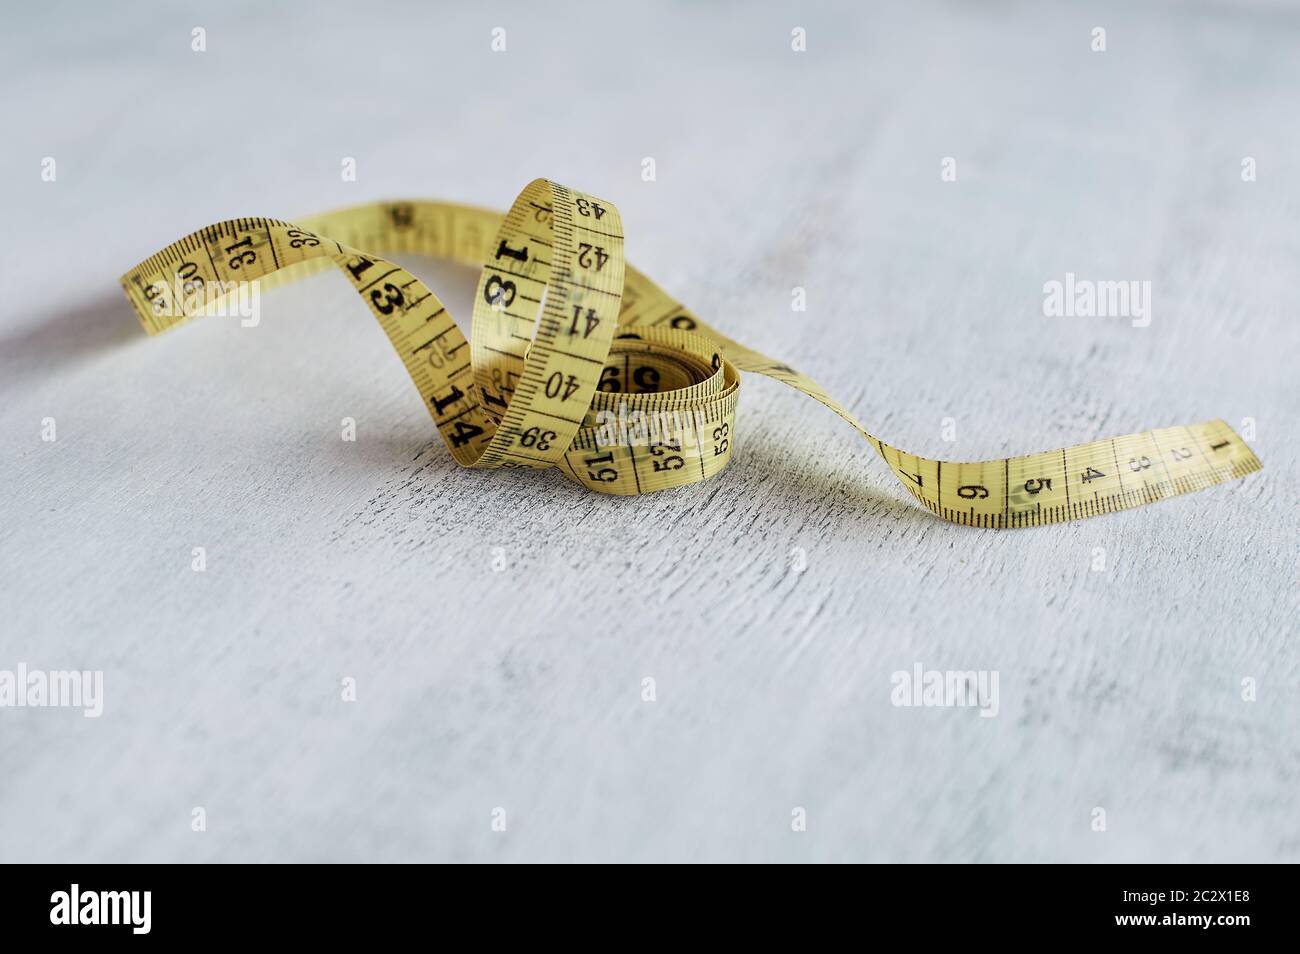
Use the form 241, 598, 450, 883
0, 0, 1295, 863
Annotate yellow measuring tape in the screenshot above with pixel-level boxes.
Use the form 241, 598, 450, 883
119, 179, 1261, 527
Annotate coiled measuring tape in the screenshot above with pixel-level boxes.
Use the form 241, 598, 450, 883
119, 179, 1261, 527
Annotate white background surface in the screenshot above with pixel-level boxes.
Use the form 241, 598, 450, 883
1, 0, 1296, 862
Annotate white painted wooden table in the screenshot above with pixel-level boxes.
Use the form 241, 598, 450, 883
1, 1, 1295, 863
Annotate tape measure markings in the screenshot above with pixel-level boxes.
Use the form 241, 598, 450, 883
119, 185, 1260, 525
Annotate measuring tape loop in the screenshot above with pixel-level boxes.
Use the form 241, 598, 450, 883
119, 181, 1261, 526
